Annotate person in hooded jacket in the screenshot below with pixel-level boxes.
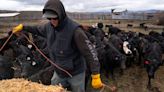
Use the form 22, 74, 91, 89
12, 0, 103, 92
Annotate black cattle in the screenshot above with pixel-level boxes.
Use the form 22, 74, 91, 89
127, 24, 133, 28
109, 33, 132, 55
16, 44, 50, 77
0, 31, 31, 60
143, 26, 148, 31
149, 31, 160, 38
127, 34, 141, 65
28, 65, 54, 85
0, 31, 52, 84
161, 31, 164, 37
140, 23, 146, 28
0, 55, 14, 80
13, 33, 53, 85
32, 34, 47, 50
92, 24, 105, 48
140, 38, 162, 89
16, 45, 52, 84
0, 32, 17, 57
140, 23, 148, 31
106, 26, 122, 35
109, 34, 123, 52
109, 33, 135, 68
119, 32, 140, 63
149, 31, 164, 53
102, 41, 127, 79
105, 24, 113, 28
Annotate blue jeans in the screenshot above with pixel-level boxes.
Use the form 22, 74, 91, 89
51, 71, 85, 92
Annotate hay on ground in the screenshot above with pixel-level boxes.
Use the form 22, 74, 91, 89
0, 78, 66, 92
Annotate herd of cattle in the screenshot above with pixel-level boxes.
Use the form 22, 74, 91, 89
0, 23, 164, 90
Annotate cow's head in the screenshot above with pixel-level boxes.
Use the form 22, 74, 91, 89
17, 54, 39, 78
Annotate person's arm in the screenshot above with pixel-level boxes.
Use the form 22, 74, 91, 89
74, 27, 103, 89
12, 23, 48, 38
23, 25, 47, 38
74, 27, 100, 74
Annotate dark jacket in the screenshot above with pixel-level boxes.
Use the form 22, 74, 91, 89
23, 0, 100, 77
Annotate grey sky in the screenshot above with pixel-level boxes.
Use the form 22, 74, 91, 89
0, 0, 164, 12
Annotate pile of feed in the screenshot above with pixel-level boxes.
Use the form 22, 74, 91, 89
0, 78, 66, 92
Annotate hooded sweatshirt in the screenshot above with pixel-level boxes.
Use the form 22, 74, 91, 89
23, 0, 100, 77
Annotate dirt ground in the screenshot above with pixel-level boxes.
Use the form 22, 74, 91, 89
86, 65, 164, 92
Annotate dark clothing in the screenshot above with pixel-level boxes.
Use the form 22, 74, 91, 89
43, 0, 66, 28
23, 18, 100, 78
23, 0, 100, 78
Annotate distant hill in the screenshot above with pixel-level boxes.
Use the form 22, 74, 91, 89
132, 9, 164, 13
0, 10, 17, 13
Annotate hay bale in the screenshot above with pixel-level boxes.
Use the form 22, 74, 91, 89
0, 78, 66, 92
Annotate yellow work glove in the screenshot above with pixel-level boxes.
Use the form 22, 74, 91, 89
91, 74, 103, 89
12, 24, 23, 33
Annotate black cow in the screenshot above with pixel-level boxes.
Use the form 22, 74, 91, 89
13, 32, 54, 85
102, 41, 127, 79
127, 24, 133, 28
106, 26, 122, 35
140, 38, 162, 89
149, 31, 164, 53
109, 34, 123, 52
0, 31, 31, 60
140, 23, 148, 31
16, 44, 49, 76
0, 32, 17, 58
28, 65, 54, 85
105, 24, 113, 28
16, 44, 52, 84
127, 34, 141, 65
161, 31, 164, 37
140, 23, 146, 28
0, 55, 14, 80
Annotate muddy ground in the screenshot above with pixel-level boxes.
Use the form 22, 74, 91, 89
86, 65, 164, 92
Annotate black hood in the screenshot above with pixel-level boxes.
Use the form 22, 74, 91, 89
43, 0, 67, 23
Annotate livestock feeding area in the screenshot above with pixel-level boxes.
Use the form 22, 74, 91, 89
79, 19, 164, 92
0, 18, 164, 92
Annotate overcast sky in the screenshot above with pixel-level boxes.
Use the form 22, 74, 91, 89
0, 0, 164, 12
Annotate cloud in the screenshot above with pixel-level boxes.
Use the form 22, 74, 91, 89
10, 0, 47, 5
0, 0, 46, 11
0, 0, 21, 10
0, 0, 164, 12
61, 0, 164, 12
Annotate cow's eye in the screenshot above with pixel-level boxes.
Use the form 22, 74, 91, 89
115, 56, 119, 60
